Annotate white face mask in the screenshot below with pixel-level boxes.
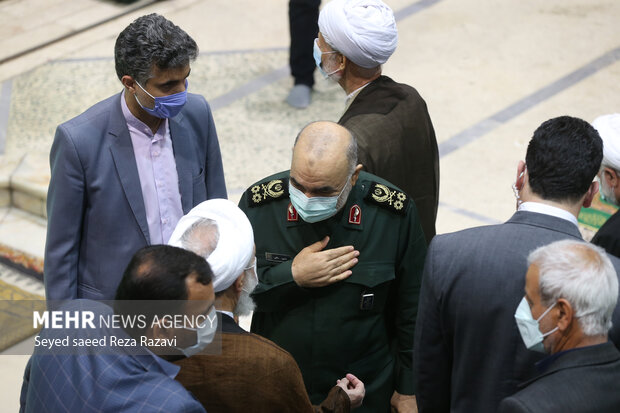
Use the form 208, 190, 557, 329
514, 297, 558, 353
175, 306, 218, 357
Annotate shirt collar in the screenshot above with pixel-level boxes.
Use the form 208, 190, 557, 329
344, 82, 372, 111
120, 90, 167, 138
218, 310, 235, 320
518, 202, 579, 227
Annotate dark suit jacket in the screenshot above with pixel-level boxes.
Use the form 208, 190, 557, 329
175, 313, 351, 413
413, 211, 620, 413
592, 209, 620, 259
44, 92, 227, 300
20, 300, 205, 413
339, 75, 439, 242
498, 341, 620, 412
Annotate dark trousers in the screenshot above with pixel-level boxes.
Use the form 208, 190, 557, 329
289, 0, 321, 87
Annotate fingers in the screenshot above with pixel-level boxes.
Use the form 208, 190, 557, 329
323, 244, 356, 260
346, 373, 361, 387
328, 250, 359, 274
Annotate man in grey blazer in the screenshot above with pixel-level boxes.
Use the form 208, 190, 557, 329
44, 14, 227, 301
414, 116, 620, 413
499, 240, 620, 412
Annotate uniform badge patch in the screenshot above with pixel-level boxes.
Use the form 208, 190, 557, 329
364, 182, 409, 215
287, 203, 298, 221
348, 204, 362, 224
247, 179, 288, 207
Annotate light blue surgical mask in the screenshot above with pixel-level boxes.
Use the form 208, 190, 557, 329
175, 306, 217, 358
289, 177, 350, 223
313, 38, 339, 79
135, 79, 188, 119
514, 297, 558, 353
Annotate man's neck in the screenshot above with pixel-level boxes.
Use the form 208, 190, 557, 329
340, 72, 381, 95
124, 89, 163, 134
553, 333, 607, 354
520, 193, 582, 220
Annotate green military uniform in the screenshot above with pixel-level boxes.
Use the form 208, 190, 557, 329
239, 171, 427, 413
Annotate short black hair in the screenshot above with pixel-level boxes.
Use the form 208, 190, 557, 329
114, 13, 198, 84
115, 245, 212, 301
525, 116, 603, 203
114, 245, 212, 339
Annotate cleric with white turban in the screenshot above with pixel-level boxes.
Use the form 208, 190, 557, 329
318, 0, 397, 69
168, 199, 255, 294
593, 113, 620, 171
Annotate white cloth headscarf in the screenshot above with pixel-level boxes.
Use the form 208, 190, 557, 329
318, 0, 398, 69
593, 113, 620, 170
168, 199, 254, 293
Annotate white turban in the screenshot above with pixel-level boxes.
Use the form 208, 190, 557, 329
592, 113, 620, 170
319, 0, 398, 69
168, 199, 254, 293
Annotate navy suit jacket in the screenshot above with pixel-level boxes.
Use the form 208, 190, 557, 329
498, 341, 620, 412
20, 300, 205, 413
44, 92, 227, 300
413, 211, 620, 413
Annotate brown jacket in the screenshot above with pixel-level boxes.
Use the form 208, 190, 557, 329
339, 75, 439, 242
175, 314, 350, 413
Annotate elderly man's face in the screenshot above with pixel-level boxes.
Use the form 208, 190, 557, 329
524, 263, 558, 352
317, 32, 343, 77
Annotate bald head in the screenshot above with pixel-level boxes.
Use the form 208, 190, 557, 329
293, 121, 357, 176
290, 121, 361, 207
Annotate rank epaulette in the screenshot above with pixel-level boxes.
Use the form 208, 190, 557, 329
364, 182, 409, 215
247, 178, 288, 207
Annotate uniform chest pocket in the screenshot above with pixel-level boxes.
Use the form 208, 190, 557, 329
344, 262, 395, 313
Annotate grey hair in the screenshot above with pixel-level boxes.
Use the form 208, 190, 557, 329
528, 240, 618, 336
114, 13, 198, 85
179, 218, 219, 260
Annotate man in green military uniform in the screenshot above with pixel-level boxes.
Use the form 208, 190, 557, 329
239, 121, 426, 413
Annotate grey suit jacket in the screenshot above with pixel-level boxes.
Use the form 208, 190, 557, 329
413, 211, 620, 413
44, 92, 227, 300
498, 341, 620, 413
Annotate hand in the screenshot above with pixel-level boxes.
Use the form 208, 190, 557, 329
291, 236, 359, 288
336, 373, 365, 409
390, 391, 417, 413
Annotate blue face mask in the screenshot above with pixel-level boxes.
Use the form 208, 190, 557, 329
135, 79, 188, 119
313, 38, 339, 79
289, 178, 350, 223
514, 297, 558, 353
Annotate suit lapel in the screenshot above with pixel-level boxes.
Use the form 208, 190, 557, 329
169, 113, 194, 213
108, 93, 150, 243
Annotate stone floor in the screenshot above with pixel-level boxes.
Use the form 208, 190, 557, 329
0, 0, 619, 410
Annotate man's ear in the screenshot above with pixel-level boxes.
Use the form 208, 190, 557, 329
555, 298, 574, 333
603, 167, 619, 189
515, 161, 526, 190
233, 273, 244, 293
338, 53, 347, 71
582, 180, 599, 208
121, 75, 136, 93
350, 164, 364, 187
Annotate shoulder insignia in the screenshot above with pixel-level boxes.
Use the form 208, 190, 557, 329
364, 182, 409, 215
247, 179, 288, 207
